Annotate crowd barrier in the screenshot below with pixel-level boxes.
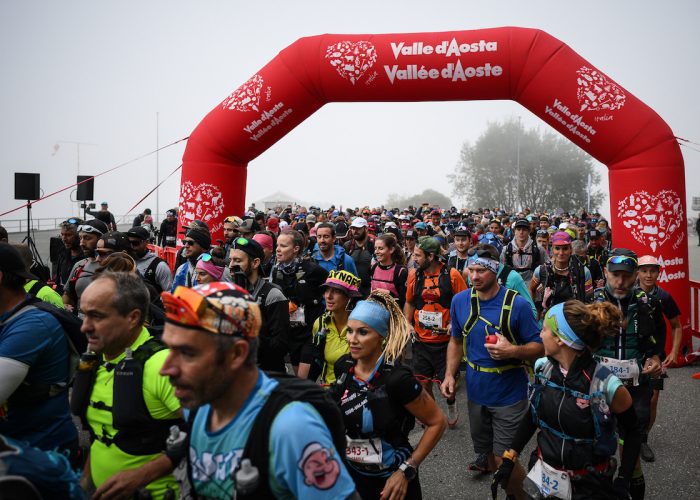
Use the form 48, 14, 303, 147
147, 244, 181, 273
690, 280, 700, 339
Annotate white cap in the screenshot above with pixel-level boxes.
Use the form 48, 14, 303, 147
350, 217, 368, 228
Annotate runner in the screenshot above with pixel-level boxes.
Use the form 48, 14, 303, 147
171, 227, 210, 291
635, 254, 683, 463
492, 300, 642, 500
500, 219, 544, 283
329, 290, 446, 500
63, 219, 108, 315
447, 225, 472, 274
405, 236, 467, 428
344, 218, 375, 298
370, 234, 408, 309
312, 223, 358, 275
157, 210, 178, 248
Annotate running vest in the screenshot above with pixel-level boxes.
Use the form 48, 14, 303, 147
370, 262, 400, 297
594, 288, 658, 366
71, 338, 182, 456
529, 356, 618, 470
412, 264, 453, 310
539, 257, 587, 310
141, 255, 166, 293
504, 241, 540, 271
447, 254, 468, 273
460, 288, 528, 374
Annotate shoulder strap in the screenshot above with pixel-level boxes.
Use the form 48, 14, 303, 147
132, 337, 166, 363
504, 243, 513, 266
27, 280, 47, 297
461, 288, 480, 338
500, 288, 518, 342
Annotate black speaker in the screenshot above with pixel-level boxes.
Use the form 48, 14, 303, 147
76, 175, 94, 201
14, 172, 40, 200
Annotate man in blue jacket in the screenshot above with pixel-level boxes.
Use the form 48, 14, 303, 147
312, 223, 358, 276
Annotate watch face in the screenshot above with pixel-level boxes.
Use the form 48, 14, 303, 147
401, 463, 417, 481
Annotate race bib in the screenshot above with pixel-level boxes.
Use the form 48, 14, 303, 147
165, 236, 176, 242
526, 458, 572, 500
345, 436, 383, 466
418, 310, 443, 331
290, 305, 306, 326
598, 357, 640, 386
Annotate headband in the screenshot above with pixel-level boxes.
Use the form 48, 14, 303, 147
348, 300, 390, 337
544, 303, 586, 351
468, 255, 499, 274
196, 258, 225, 281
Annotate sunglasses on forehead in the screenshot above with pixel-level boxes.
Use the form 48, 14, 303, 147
607, 255, 638, 266
198, 253, 212, 262
467, 247, 496, 259
78, 225, 102, 235
232, 237, 250, 249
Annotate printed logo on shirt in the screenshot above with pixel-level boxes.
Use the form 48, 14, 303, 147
298, 442, 341, 490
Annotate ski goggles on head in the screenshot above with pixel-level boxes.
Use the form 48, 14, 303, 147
62, 218, 80, 228
78, 224, 103, 236
161, 284, 260, 338
606, 255, 637, 272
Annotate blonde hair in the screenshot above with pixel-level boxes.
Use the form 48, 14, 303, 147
364, 289, 412, 363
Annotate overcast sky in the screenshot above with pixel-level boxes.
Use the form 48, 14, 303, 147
1, 0, 698, 226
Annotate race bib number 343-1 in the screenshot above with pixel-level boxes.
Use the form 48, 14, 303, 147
345, 436, 383, 466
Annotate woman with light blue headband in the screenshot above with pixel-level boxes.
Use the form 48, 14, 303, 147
328, 290, 446, 500
492, 299, 643, 500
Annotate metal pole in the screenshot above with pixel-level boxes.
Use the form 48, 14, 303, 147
156, 112, 160, 221
516, 116, 521, 212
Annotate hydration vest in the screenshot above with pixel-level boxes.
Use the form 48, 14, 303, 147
529, 357, 618, 470
504, 241, 540, 271
538, 257, 587, 311
460, 288, 528, 374
412, 264, 453, 310
593, 288, 659, 365
71, 337, 182, 456
370, 262, 400, 298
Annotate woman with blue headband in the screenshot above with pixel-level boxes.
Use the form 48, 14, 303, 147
328, 289, 446, 500
492, 300, 643, 500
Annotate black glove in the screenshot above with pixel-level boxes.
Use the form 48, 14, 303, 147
491, 458, 515, 499
612, 476, 631, 500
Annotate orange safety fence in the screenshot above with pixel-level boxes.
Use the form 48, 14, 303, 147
147, 244, 181, 272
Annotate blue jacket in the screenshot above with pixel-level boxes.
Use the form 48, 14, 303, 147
311, 244, 358, 276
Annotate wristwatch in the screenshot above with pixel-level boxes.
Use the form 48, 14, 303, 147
399, 461, 418, 481
502, 449, 518, 462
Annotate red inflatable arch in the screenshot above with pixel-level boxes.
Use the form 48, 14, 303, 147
180, 27, 691, 360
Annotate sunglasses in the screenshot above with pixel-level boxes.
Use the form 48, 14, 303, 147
64, 218, 80, 225
198, 253, 212, 262
467, 247, 497, 259
183, 239, 197, 247
536, 230, 549, 237
607, 255, 638, 266
78, 225, 103, 235
233, 237, 250, 249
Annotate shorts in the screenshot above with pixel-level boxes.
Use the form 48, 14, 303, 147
467, 399, 528, 456
287, 337, 307, 366
412, 340, 448, 381
649, 377, 664, 391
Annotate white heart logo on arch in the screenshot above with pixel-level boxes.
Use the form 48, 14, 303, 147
576, 66, 626, 112
222, 74, 264, 112
179, 181, 225, 234
326, 41, 378, 85
617, 190, 683, 252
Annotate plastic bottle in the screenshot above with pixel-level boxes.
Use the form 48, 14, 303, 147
235, 458, 260, 496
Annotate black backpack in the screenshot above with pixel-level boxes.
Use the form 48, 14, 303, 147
186, 373, 346, 499
504, 241, 540, 271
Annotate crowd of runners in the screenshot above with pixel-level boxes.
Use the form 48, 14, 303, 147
0, 201, 685, 499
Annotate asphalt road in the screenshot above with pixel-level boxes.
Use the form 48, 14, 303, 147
9, 227, 700, 498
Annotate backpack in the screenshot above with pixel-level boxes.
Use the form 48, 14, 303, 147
504, 241, 540, 271
1, 298, 85, 405
141, 256, 167, 293
478, 232, 503, 253
530, 359, 618, 456
186, 373, 346, 499
412, 264, 454, 310
539, 257, 587, 308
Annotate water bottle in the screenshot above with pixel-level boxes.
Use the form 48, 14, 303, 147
235, 458, 260, 496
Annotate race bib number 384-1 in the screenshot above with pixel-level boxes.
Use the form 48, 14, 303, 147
598, 357, 640, 386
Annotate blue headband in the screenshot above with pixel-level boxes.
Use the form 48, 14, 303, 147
348, 301, 390, 337
545, 303, 586, 351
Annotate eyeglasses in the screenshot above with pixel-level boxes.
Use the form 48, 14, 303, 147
183, 239, 196, 246
198, 253, 212, 262
78, 225, 103, 235
607, 255, 638, 266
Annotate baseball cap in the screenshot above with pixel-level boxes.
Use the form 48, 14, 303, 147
179, 220, 209, 234
239, 219, 255, 234
414, 222, 427, 230
319, 270, 362, 298
306, 214, 317, 223
405, 229, 416, 240
513, 218, 530, 229
266, 217, 279, 233
335, 221, 349, 238
185, 228, 211, 249
0, 242, 35, 280
607, 248, 638, 273
453, 225, 470, 236
100, 231, 131, 252
417, 236, 440, 255
638, 255, 660, 267
588, 229, 603, 239
551, 231, 572, 246
162, 282, 261, 338
223, 215, 243, 227
252, 233, 273, 251
126, 226, 150, 240
350, 217, 368, 229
